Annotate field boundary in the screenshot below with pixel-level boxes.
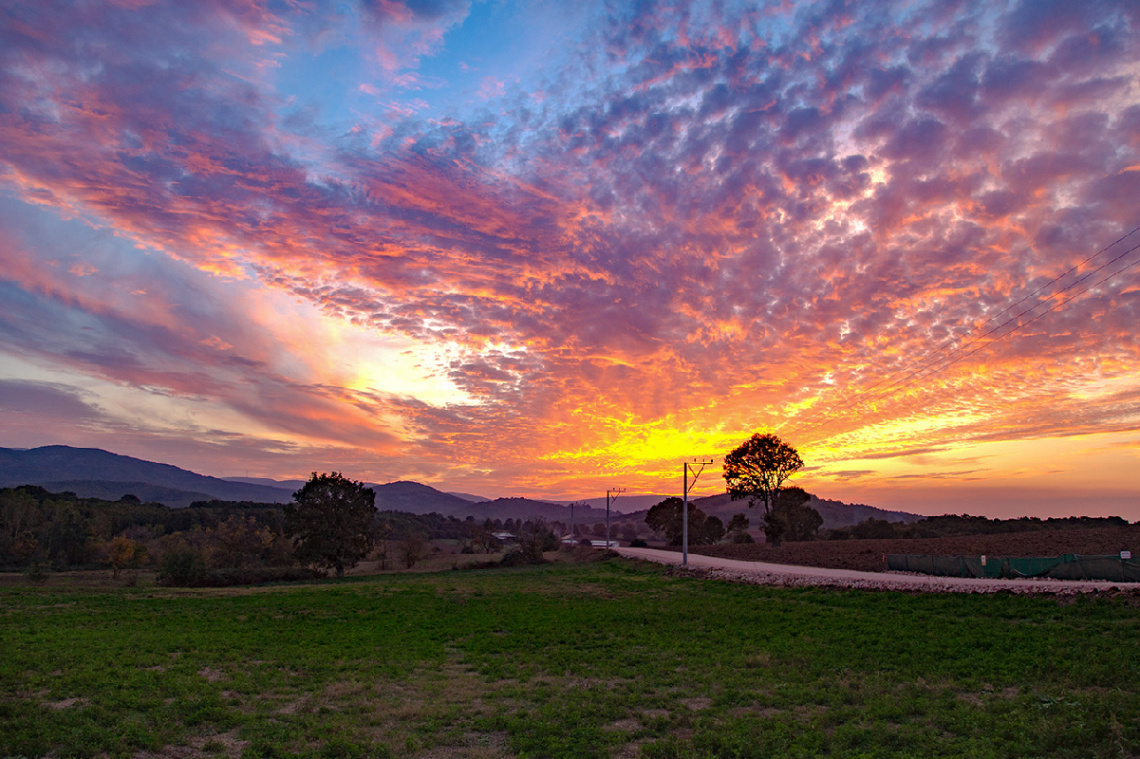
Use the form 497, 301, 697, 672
617, 546, 1138, 594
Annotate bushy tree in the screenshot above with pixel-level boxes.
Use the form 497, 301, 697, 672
397, 532, 428, 569
204, 514, 293, 569
723, 433, 804, 546
374, 518, 394, 568
106, 535, 146, 579
509, 518, 558, 564
726, 512, 750, 542
469, 523, 500, 554
645, 497, 712, 546
701, 515, 726, 544
770, 487, 823, 543
285, 472, 376, 578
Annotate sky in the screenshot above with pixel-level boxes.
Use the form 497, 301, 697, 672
1, 0, 1139, 519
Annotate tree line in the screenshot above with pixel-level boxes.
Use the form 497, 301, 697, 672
0, 477, 566, 584
826, 513, 1131, 541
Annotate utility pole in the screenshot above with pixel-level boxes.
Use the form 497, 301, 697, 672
568, 501, 585, 544
606, 488, 625, 547
683, 459, 714, 567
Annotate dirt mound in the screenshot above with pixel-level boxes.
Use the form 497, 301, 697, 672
692, 525, 1140, 572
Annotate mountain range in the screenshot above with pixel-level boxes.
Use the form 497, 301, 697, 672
0, 445, 919, 528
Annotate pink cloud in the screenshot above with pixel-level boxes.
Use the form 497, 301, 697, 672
1, 0, 1139, 504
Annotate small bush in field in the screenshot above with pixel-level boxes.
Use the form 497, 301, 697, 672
158, 547, 206, 586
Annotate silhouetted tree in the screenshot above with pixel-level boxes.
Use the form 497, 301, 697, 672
727, 512, 750, 542
770, 487, 823, 542
373, 517, 394, 569
645, 497, 709, 545
723, 433, 803, 546
701, 515, 726, 544
398, 532, 429, 569
850, 518, 898, 540
471, 524, 501, 553
285, 472, 376, 578
511, 518, 558, 564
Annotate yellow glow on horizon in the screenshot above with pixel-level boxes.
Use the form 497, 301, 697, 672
803, 429, 1140, 501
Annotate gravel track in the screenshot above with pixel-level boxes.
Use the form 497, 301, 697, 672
616, 547, 1137, 595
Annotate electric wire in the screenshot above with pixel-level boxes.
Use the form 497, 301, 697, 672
782, 241, 1140, 442
807, 238, 1140, 428
795, 226, 1140, 420
777, 228, 1140, 443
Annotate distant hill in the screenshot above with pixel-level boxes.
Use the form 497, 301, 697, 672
29, 480, 219, 509
446, 491, 493, 503
371, 484, 609, 523
224, 476, 308, 492
456, 497, 608, 523
372, 481, 478, 515
0, 446, 294, 506
0, 445, 919, 527
807, 495, 922, 529
562, 494, 671, 514
685, 492, 921, 530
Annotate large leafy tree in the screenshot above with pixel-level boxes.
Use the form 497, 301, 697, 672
770, 486, 823, 543
285, 472, 376, 578
645, 497, 717, 546
723, 433, 804, 545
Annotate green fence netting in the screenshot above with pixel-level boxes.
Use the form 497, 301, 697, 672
886, 553, 1139, 582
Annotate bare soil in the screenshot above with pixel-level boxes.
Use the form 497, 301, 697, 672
687, 525, 1140, 572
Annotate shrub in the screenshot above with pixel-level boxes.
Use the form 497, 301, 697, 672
158, 547, 206, 586
629, 538, 649, 548
23, 561, 49, 584
499, 546, 550, 567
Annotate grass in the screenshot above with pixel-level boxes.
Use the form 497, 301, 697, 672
1, 558, 1138, 758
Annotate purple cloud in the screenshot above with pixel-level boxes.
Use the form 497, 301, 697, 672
0, 0, 1138, 500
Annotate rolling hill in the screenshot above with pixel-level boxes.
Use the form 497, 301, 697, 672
0, 445, 917, 528
0, 446, 294, 506
685, 492, 920, 530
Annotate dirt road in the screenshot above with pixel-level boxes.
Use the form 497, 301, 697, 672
615, 546, 1134, 594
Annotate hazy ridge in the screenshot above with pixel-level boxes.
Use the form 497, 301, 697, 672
0, 445, 918, 528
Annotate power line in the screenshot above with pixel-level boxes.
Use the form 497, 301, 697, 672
778, 228, 1140, 442
898, 252, 1140, 389
816, 239, 1140, 425
830, 226, 1140, 413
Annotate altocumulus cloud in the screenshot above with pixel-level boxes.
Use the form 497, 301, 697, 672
0, 0, 1138, 501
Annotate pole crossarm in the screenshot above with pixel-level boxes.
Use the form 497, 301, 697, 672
606, 487, 626, 548
682, 458, 715, 567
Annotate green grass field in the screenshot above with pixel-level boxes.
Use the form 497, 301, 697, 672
2, 558, 1138, 758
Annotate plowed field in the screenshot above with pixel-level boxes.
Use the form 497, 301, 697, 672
690, 525, 1140, 572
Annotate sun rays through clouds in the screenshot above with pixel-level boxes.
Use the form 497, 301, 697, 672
2, 0, 1139, 514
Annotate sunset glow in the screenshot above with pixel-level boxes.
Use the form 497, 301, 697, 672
1, 0, 1139, 517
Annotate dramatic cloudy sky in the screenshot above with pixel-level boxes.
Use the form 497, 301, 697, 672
2, 0, 1139, 517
